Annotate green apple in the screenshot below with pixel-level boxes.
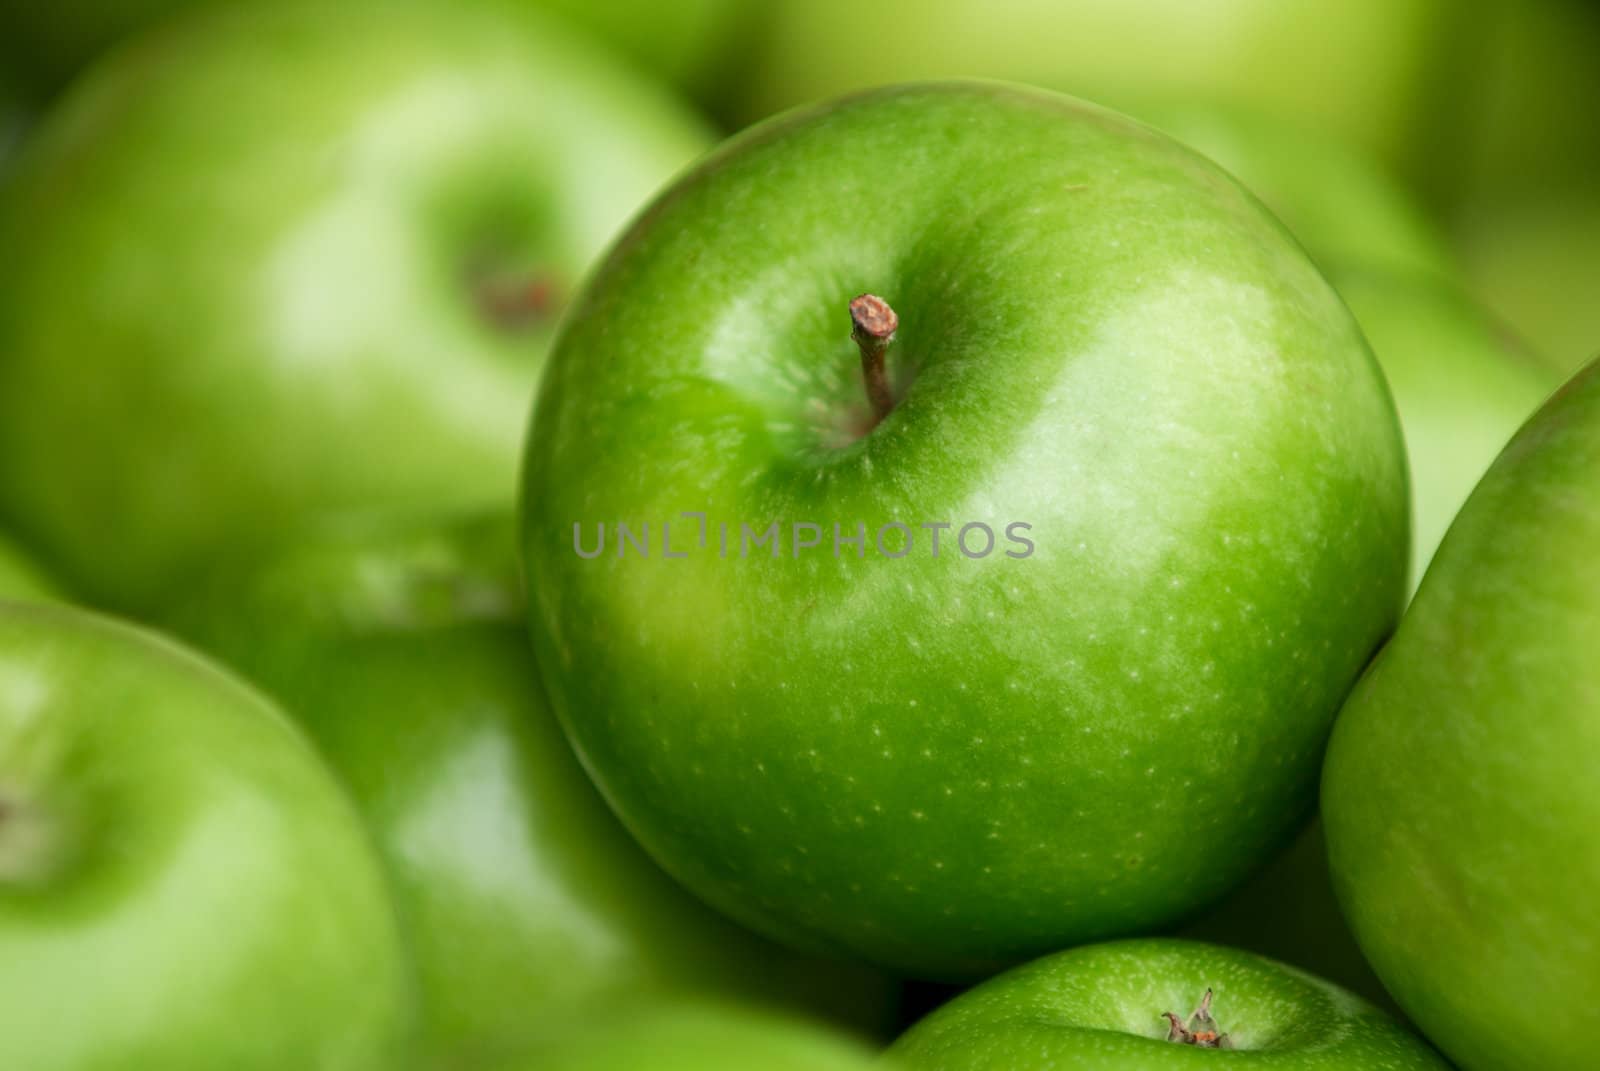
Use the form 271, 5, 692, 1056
521, 83, 1409, 979
170, 513, 898, 1064
1457, 190, 1600, 377
0, 534, 56, 602
533, 1001, 880, 1071
0, 0, 747, 99
1323, 358, 1600, 1071
525, 0, 752, 101
733, 0, 1462, 183
889, 939, 1447, 1068
0, 602, 414, 1069
1131, 103, 1453, 280
0, 0, 709, 612
1334, 269, 1558, 585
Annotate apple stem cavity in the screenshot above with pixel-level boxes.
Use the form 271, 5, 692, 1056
1163, 988, 1233, 1049
850, 293, 899, 427
0, 789, 65, 888
474, 272, 562, 334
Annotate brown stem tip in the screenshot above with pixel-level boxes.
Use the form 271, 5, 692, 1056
850, 293, 899, 425
1163, 988, 1233, 1049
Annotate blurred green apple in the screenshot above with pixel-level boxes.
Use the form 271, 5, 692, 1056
533, 1001, 881, 1071
1446, 0, 1600, 209
0, 534, 56, 602
0, 0, 749, 99
735, 0, 1462, 183
0, 602, 415, 1070
525, 0, 752, 101
1133, 103, 1452, 279
170, 513, 898, 1065
1324, 358, 1600, 1071
1334, 269, 1558, 585
0, 0, 709, 612
1457, 191, 1600, 377
522, 83, 1408, 980
890, 939, 1446, 1069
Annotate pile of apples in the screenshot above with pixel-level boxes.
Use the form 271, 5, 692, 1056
1, 2, 1595, 1069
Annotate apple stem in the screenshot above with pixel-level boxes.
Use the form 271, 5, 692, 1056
1162, 988, 1233, 1049
850, 293, 899, 426
475, 272, 562, 333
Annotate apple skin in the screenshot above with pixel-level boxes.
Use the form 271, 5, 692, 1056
1323, 358, 1600, 1071
889, 939, 1446, 1069
1130, 103, 1453, 280
0, 602, 415, 1070
0, 0, 710, 612
733, 0, 1461, 184
169, 513, 899, 1064
0, 533, 57, 602
532, 1001, 880, 1071
521, 83, 1409, 980
1332, 270, 1559, 586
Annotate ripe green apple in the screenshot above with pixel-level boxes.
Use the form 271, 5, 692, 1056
1323, 358, 1600, 1071
521, 83, 1410, 980
1334, 269, 1558, 585
533, 1001, 880, 1071
1131, 103, 1453, 280
733, 0, 1461, 183
0, 602, 414, 1070
170, 513, 897, 1064
889, 939, 1447, 1068
0, 0, 709, 612
0, 534, 56, 602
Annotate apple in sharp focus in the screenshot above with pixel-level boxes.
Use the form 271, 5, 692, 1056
520, 82, 1409, 980
733, 0, 1461, 185
0, 602, 415, 1070
0, 0, 710, 612
889, 939, 1447, 1069
169, 513, 899, 1064
1323, 358, 1600, 1071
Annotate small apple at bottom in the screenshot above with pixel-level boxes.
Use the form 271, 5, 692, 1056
1323, 358, 1600, 1071
890, 939, 1446, 1069
0, 602, 414, 1070
169, 513, 898, 1065
521, 82, 1409, 979
0, 0, 710, 612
